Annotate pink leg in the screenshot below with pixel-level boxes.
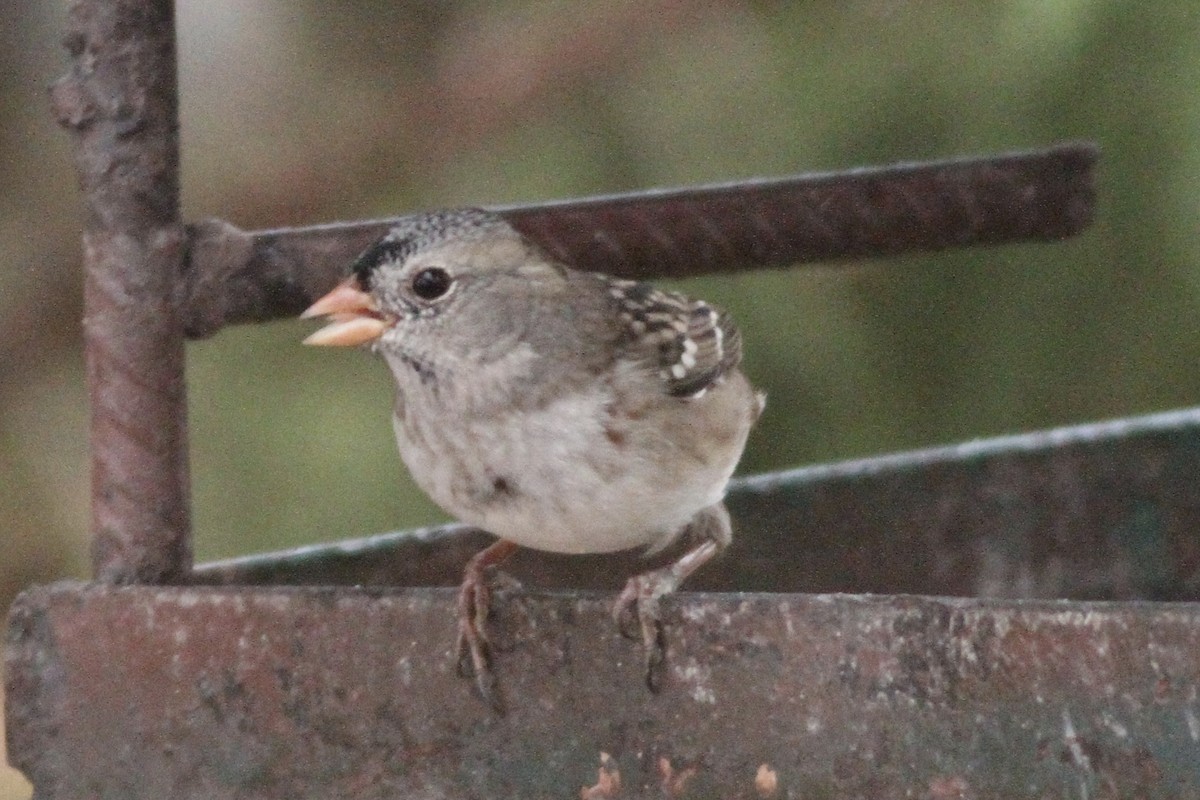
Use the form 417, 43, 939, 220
455, 538, 519, 711
613, 503, 732, 691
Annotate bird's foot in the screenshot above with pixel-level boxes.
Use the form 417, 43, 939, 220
613, 527, 725, 692
613, 571, 671, 692
454, 538, 519, 713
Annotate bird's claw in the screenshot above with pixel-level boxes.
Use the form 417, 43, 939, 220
613, 573, 669, 692
455, 585, 506, 712
455, 541, 519, 713
454, 630, 503, 713
613, 579, 642, 641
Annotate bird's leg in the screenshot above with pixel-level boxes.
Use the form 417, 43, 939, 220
455, 537, 519, 711
613, 502, 731, 692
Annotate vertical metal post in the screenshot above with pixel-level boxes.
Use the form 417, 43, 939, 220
50, 0, 191, 582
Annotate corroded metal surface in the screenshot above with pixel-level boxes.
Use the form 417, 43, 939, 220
181, 143, 1097, 337
50, 0, 193, 582
7, 583, 1200, 799
195, 407, 1200, 603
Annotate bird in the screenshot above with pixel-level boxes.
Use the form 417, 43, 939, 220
302, 207, 763, 710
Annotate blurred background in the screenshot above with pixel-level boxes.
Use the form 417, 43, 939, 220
3, 1, 1200, 794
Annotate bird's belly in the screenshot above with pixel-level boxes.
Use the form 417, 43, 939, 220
472, 478, 705, 554
393, 388, 741, 554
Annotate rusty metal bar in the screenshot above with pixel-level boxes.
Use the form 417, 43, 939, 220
181, 143, 1097, 338
193, 406, 1200, 603
7, 583, 1200, 797
48, 0, 192, 582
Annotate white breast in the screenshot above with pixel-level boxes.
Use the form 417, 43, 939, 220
390, 377, 740, 555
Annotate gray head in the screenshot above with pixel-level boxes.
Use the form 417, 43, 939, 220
303, 208, 566, 376
351, 208, 531, 316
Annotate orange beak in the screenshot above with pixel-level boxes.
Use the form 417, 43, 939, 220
301, 278, 390, 346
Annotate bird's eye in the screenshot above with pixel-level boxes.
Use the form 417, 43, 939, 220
411, 267, 453, 300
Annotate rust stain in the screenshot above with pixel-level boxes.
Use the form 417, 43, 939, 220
657, 756, 698, 798
927, 775, 970, 799
580, 752, 621, 799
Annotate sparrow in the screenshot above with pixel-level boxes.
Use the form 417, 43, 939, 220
302, 208, 762, 710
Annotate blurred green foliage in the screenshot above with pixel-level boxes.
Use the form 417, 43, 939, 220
6, 0, 1200, 580
3, 6, 1200, 790
178, 1, 1200, 563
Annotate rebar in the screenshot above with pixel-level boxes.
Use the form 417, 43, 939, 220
182, 143, 1097, 338
50, 0, 191, 582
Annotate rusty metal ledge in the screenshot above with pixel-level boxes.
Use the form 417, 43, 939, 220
194, 406, 1200, 602
7, 583, 1200, 798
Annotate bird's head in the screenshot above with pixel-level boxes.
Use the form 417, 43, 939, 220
302, 208, 557, 362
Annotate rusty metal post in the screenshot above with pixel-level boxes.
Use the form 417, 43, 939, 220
49, 0, 191, 582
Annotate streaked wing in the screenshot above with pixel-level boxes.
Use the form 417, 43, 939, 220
602, 277, 742, 398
